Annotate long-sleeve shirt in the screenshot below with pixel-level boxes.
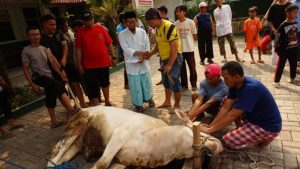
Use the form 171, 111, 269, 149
214, 4, 233, 37
118, 28, 150, 75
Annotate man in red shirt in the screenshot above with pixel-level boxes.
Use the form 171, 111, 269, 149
76, 10, 117, 106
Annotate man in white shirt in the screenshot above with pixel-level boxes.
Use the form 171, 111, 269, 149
214, 0, 243, 62
175, 5, 198, 91
118, 11, 155, 112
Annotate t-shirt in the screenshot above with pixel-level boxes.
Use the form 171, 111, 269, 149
275, 21, 298, 54
267, 2, 292, 30
40, 32, 65, 61
21, 45, 53, 78
214, 4, 233, 37
196, 13, 212, 32
76, 24, 113, 69
174, 18, 197, 53
156, 19, 182, 60
198, 79, 228, 102
228, 76, 282, 133
243, 17, 262, 42
293, 0, 300, 31
59, 29, 76, 66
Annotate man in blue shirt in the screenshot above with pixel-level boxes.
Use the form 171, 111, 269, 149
188, 64, 228, 122
199, 61, 282, 150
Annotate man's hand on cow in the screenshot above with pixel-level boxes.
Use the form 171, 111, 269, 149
199, 125, 211, 134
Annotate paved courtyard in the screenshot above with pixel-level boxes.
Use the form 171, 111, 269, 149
1, 38, 300, 169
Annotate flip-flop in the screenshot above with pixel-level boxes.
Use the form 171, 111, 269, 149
257, 60, 265, 64
51, 121, 65, 129
8, 123, 24, 130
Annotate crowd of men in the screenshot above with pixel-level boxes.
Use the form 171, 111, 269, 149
1, 0, 300, 152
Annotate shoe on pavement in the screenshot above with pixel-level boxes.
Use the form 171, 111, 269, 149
200, 61, 205, 65
207, 59, 214, 64
148, 99, 155, 108
135, 106, 145, 113
273, 82, 280, 88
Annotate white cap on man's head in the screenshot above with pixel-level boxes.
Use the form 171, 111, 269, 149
199, 2, 208, 8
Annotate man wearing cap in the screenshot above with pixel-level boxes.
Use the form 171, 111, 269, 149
76, 10, 117, 106
199, 61, 282, 150
188, 64, 228, 121
145, 8, 183, 111
214, 0, 243, 63
194, 2, 215, 65
118, 11, 155, 112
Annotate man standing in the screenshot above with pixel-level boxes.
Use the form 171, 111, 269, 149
157, 5, 174, 22
175, 5, 198, 91
199, 61, 282, 150
76, 10, 116, 106
267, 0, 291, 65
116, 13, 129, 89
194, 2, 215, 65
145, 8, 183, 110
119, 11, 155, 112
214, 0, 243, 63
40, 14, 68, 81
293, 0, 300, 71
23, 27, 77, 128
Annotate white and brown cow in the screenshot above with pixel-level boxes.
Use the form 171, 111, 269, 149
48, 106, 223, 169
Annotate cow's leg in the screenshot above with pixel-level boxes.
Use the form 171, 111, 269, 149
91, 128, 129, 169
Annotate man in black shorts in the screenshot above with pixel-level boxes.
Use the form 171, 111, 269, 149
22, 27, 77, 128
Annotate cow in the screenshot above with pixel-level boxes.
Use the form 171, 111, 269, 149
48, 106, 223, 169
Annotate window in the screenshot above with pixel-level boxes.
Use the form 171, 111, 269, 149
0, 10, 16, 42
22, 7, 41, 29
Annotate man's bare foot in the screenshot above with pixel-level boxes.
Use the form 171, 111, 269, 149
157, 103, 172, 108
105, 102, 114, 106
51, 121, 65, 129
257, 60, 265, 64
8, 120, 24, 130
169, 105, 181, 114
156, 80, 163, 86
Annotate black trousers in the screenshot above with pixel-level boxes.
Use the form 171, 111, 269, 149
198, 30, 214, 62
0, 90, 13, 125
275, 52, 297, 82
181, 52, 197, 88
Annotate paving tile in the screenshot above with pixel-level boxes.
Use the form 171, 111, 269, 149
292, 132, 300, 142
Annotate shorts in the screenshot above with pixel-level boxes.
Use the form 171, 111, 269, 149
84, 67, 110, 99
41, 76, 67, 108
223, 121, 280, 150
245, 38, 261, 50
161, 53, 183, 92
64, 64, 80, 83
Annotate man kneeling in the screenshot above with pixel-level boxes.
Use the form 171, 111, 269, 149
188, 64, 228, 122
199, 61, 282, 150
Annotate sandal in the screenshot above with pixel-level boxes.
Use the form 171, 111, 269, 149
157, 103, 172, 109
250, 60, 256, 64
221, 59, 227, 63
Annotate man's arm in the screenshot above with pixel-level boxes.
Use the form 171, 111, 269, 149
163, 39, 178, 74
210, 16, 215, 37
76, 48, 84, 75
60, 41, 68, 66
146, 43, 159, 59
108, 43, 117, 67
189, 96, 218, 121
22, 64, 40, 93
200, 108, 243, 134
268, 22, 277, 34
46, 49, 68, 82
209, 98, 235, 127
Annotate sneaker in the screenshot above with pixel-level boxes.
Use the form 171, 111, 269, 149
200, 61, 205, 65
135, 106, 145, 113
207, 59, 214, 64
148, 99, 155, 108
273, 82, 280, 88
192, 86, 197, 91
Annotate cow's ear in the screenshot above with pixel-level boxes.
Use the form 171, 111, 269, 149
174, 109, 193, 128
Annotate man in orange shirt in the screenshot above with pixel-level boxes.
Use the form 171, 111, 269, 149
76, 11, 117, 106
243, 6, 264, 64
